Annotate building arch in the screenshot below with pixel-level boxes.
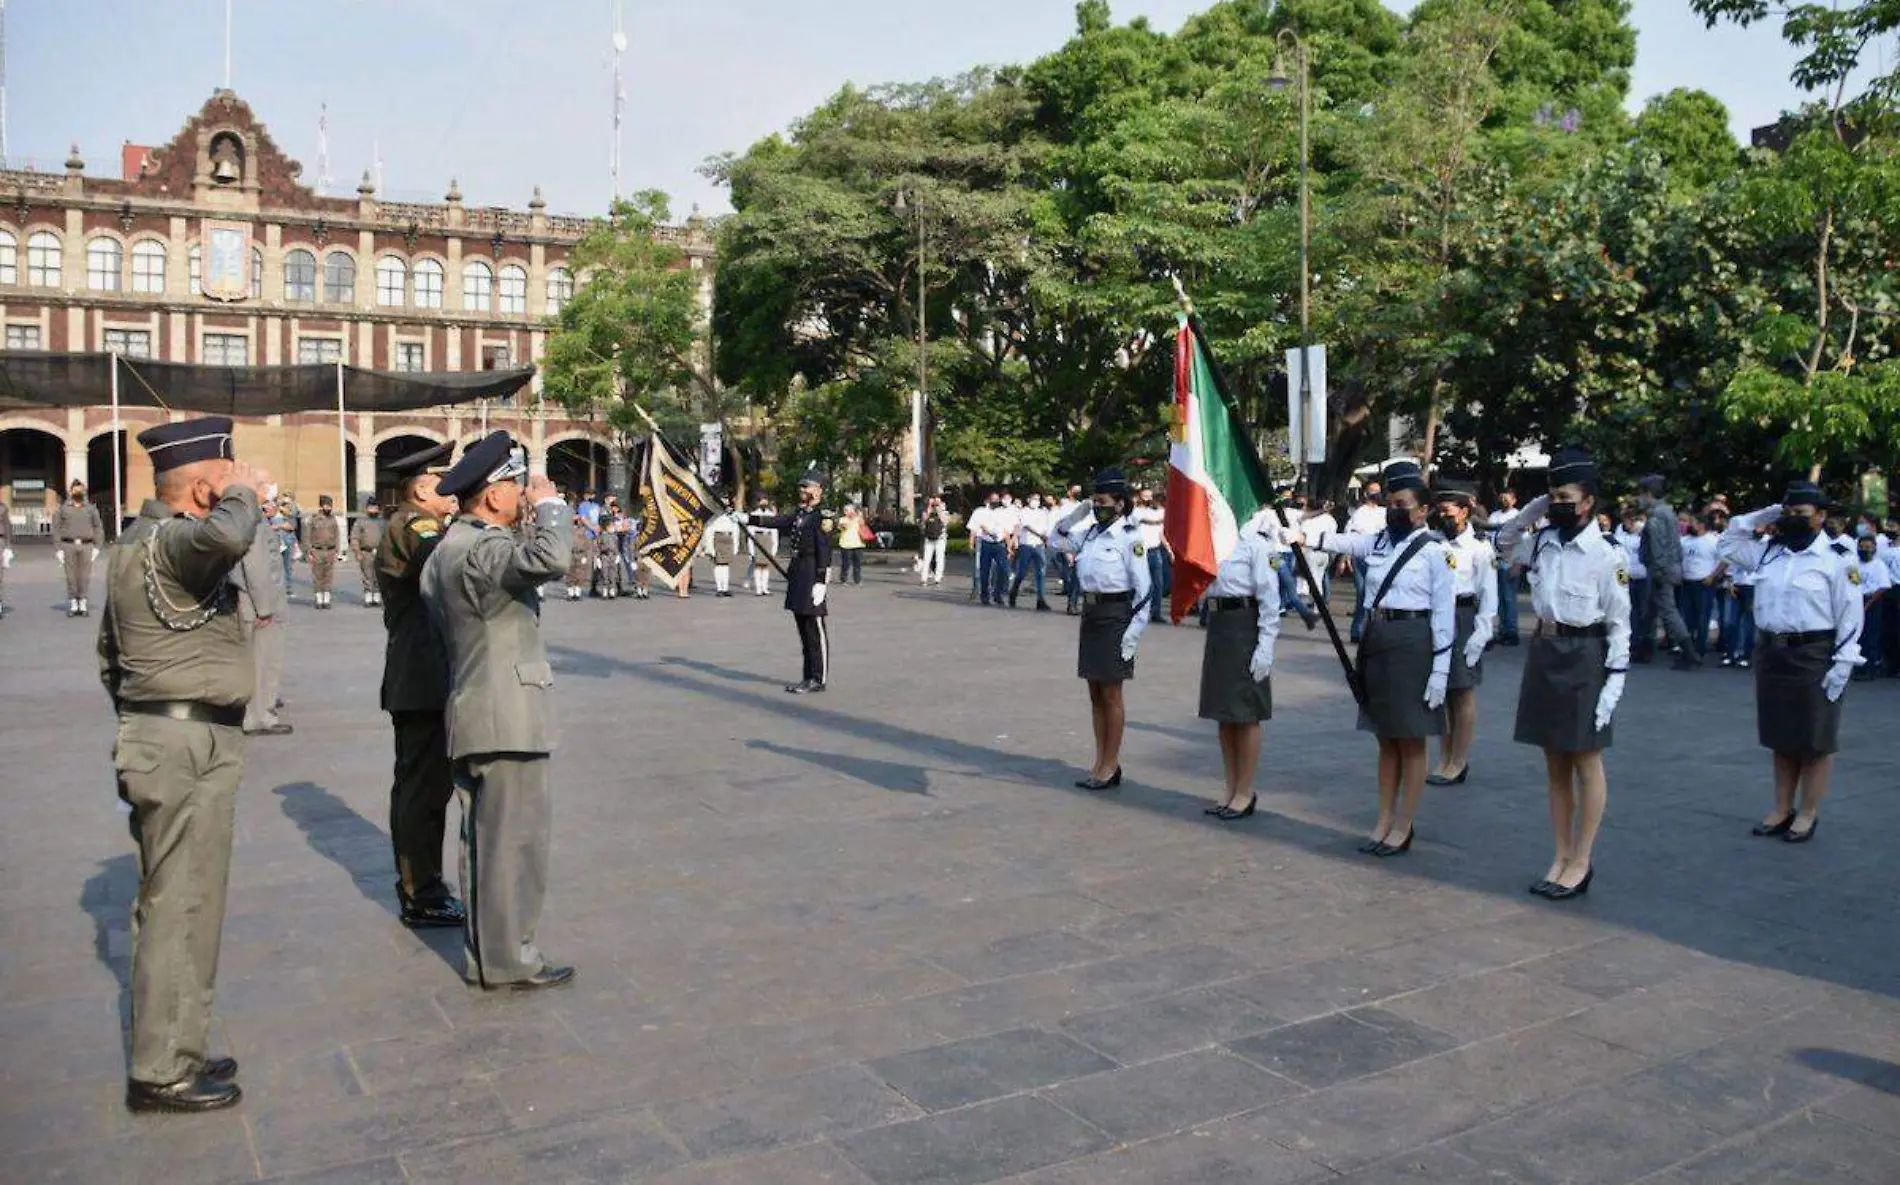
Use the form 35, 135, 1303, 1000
0, 423, 73, 528
544, 434, 614, 498
370, 424, 448, 450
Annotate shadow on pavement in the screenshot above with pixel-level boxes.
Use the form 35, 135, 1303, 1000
658, 654, 786, 688
271, 781, 461, 973
544, 638, 1900, 1006
1793, 1049, 1900, 1094
746, 738, 934, 796
79, 854, 138, 1070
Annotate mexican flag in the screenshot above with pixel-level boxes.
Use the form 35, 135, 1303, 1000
1164, 313, 1273, 623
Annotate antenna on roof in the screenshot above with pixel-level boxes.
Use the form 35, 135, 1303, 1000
1, 0, 10, 164
316, 103, 333, 194
222, 0, 233, 90
610, 0, 626, 207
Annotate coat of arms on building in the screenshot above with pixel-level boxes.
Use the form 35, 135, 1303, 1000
201, 220, 250, 301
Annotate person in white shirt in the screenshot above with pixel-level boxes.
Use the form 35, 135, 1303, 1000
1426, 488, 1497, 786
1493, 446, 1631, 901
746, 500, 779, 596
1131, 488, 1169, 623
1345, 480, 1388, 643
1008, 493, 1055, 610
1048, 468, 1153, 790
1485, 489, 1524, 645
1719, 481, 1863, 843
704, 510, 742, 597
1854, 533, 1890, 680
1053, 485, 1084, 613
1298, 462, 1453, 857
1678, 516, 1720, 656
1614, 506, 1650, 663
918, 496, 949, 586
969, 491, 1011, 605
1196, 508, 1282, 820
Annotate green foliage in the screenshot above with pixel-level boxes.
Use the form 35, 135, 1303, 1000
1633, 89, 1740, 192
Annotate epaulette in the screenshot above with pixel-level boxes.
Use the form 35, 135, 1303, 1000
408, 516, 442, 539
1829, 541, 1850, 555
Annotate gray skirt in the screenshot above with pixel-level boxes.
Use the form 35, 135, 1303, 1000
1448, 601, 1483, 690
1356, 615, 1447, 739
1513, 632, 1611, 752
1755, 637, 1840, 758
1078, 599, 1136, 683
1199, 604, 1272, 723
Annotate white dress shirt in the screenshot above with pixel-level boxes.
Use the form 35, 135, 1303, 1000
1051, 506, 1154, 643
1346, 503, 1387, 535
1321, 525, 1457, 677
1719, 507, 1863, 665
1614, 527, 1648, 581
1132, 505, 1165, 550
1680, 533, 1719, 582
1859, 554, 1893, 595
1496, 502, 1633, 672
1443, 525, 1499, 648
968, 505, 1006, 544
1015, 505, 1052, 548
1208, 516, 1283, 661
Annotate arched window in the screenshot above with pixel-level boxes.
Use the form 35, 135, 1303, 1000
498, 264, 527, 315
413, 258, 443, 309
0, 230, 16, 286
27, 231, 61, 287
461, 260, 492, 312
131, 240, 167, 293
284, 249, 317, 302
323, 251, 356, 304
546, 267, 573, 317
87, 238, 123, 291
252, 245, 263, 298
375, 256, 407, 306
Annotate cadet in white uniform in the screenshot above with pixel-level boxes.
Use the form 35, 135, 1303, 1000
1303, 460, 1454, 857
1195, 510, 1282, 820
1494, 447, 1630, 900
1427, 487, 1497, 786
747, 501, 779, 596
1718, 480, 1863, 843
1048, 468, 1152, 790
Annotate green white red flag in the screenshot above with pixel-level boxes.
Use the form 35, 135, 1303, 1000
1164, 313, 1274, 623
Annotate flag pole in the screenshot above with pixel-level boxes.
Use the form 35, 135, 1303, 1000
1171, 279, 1363, 704
630, 402, 791, 581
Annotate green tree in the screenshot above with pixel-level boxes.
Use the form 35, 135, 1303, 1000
1632, 88, 1740, 192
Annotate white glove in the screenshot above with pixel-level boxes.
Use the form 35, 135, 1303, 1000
1120, 634, 1139, 662
1424, 670, 1447, 710
56, 548, 65, 567
91, 546, 100, 561
732, 511, 750, 524
811, 582, 827, 607
1463, 636, 1486, 670
1594, 671, 1625, 731
1248, 644, 1273, 683
1, 548, 11, 568
1823, 662, 1852, 703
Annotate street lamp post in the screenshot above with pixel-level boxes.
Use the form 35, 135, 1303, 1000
1268, 28, 1314, 496
893, 187, 932, 517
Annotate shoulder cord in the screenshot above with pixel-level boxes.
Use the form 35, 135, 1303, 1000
142, 521, 224, 632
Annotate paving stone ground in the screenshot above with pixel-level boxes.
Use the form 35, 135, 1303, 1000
2, 546, 1898, 1184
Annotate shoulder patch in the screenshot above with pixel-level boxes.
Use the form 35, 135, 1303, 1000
1269, 553, 1283, 570
409, 516, 441, 539
1444, 550, 1458, 570
1615, 567, 1630, 586
1132, 542, 1146, 558
1848, 565, 1862, 586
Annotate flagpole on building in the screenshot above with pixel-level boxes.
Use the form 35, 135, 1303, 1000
335, 360, 347, 511
1170, 279, 1362, 704
109, 351, 123, 532
630, 402, 791, 581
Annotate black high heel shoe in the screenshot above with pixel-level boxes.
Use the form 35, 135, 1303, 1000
1204, 801, 1231, 816
1529, 879, 1554, 897
1425, 766, 1469, 787
1215, 798, 1257, 821
1542, 866, 1593, 900
1075, 766, 1123, 791
1357, 835, 1387, 854
1751, 813, 1794, 837
1782, 818, 1819, 844
1373, 828, 1414, 858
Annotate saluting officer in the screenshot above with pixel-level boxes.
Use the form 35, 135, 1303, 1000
421, 431, 576, 990
1300, 459, 1453, 857
350, 498, 387, 607
1048, 467, 1151, 790
374, 441, 466, 929
1494, 446, 1631, 900
1195, 506, 1281, 820
1427, 485, 1497, 786
305, 494, 342, 609
747, 468, 835, 693
1718, 480, 1863, 844
99, 417, 259, 1112
55, 479, 105, 616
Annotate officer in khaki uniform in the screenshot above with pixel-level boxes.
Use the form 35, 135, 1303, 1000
421, 431, 576, 990
350, 499, 387, 606
232, 489, 292, 737
375, 441, 466, 929
97, 416, 260, 1113
55, 480, 106, 616
305, 494, 342, 608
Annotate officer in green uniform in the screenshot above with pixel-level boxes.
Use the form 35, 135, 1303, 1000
306, 494, 342, 609
374, 441, 466, 929
350, 498, 387, 607
98, 416, 260, 1113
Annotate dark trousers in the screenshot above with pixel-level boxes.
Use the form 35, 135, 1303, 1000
1010, 545, 1047, 603
978, 540, 1010, 603
1678, 581, 1714, 654
1351, 558, 1371, 641
1722, 586, 1756, 659
1861, 596, 1884, 675
838, 550, 862, 584
1496, 566, 1520, 641
1626, 578, 1651, 650
796, 613, 830, 683
1145, 545, 1172, 622
389, 710, 455, 904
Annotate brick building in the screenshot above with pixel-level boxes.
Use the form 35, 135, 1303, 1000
0, 89, 714, 535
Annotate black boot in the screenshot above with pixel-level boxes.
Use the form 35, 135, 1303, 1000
127, 1072, 242, 1113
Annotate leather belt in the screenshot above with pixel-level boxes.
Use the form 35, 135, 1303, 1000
1537, 621, 1608, 638
1456, 595, 1479, 607
1208, 596, 1259, 611
1759, 629, 1833, 647
1083, 591, 1134, 605
121, 700, 247, 728
1374, 608, 1430, 621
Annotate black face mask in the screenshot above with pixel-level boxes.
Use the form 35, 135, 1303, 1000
1859, 549, 1877, 564
1429, 512, 1459, 536
1778, 515, 1817, 550
1092, 504, 1118, 526
1546, 502, 1585, 540
1385, 507, 1416, 537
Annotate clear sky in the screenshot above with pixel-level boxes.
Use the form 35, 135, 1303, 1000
5, 1, 1880, 220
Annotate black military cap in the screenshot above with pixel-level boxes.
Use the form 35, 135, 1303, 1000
1780, 479, 1830, 511
437, 431, 525, 500
382, 439, 454, 480
798, 466, 828, 488
1547, 446, 1600, 493
137, 416, 235, 475
1382, 459, 1427, 496
1093, 467, 1129, 496
1431, 479, 1476, 506
318, 494, 334, 507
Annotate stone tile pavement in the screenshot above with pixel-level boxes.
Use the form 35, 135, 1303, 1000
1, 550, 1897, 1183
